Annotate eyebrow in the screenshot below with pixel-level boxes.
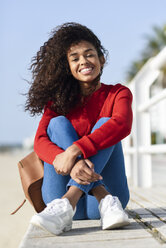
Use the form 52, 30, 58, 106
69, 48, 94, 57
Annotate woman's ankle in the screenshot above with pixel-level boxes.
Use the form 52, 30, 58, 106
91, 185, 110, 203
62, 186, 83, 210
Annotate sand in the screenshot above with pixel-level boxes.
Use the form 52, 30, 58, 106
0, 150, 35, 248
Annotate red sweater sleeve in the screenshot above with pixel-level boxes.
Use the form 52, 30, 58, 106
34, 105, 63, 164
73, 87, 133, 158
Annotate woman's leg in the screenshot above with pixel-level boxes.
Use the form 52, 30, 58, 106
42, 116, 129, 219
41, 116, 86, 220
86, 118, 129, 219
66, 117, 129, 219
86, 141, 129, 219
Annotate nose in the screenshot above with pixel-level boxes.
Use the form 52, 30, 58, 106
80, 55, 88, 65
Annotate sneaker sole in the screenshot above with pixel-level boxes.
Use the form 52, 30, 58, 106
102, 217, 130, 230
63, 224, 72, 232
30, 215, 66, 235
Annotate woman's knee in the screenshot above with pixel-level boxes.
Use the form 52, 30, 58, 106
48, 116, 68, 132
47, 115, 79, 148
47, 116, 73, 139
98, 117, 110, 122
91, 117, 110, 132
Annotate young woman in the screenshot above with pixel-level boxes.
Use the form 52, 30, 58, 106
25, 22, 133, 235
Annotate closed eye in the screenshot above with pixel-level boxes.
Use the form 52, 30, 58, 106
86, 54, 94, 58
72, 58, 79, 62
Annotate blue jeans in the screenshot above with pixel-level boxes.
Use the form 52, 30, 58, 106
42, 116, 129, 220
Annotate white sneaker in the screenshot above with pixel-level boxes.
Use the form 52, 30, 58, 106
99, 195, 130, 230
30, 198, 75, 235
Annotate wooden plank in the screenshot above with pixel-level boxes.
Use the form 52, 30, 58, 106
131, 187, 166, 209
19, 186, 166, 248
128, 189, 166, 243
19, 220, 160, 248
130, 189, 166, 215
20, 238, 161, 248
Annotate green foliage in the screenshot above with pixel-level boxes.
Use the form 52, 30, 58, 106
126, 24, 166, 81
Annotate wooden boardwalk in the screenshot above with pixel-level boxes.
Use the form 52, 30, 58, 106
19, 186, 166, 248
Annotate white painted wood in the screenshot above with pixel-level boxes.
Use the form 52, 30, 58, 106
124, 47, 166, 187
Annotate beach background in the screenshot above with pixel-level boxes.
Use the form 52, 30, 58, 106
0, 150, 35, 248
1, 1, 166, 247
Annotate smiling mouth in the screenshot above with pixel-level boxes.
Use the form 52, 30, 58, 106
80, 67, 93, 75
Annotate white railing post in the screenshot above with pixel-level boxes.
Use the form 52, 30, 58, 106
136, 82, 152, 187
124, 47, 166, 188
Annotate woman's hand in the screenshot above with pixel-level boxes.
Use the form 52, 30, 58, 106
70, 159, 102, 185
53, 144, 82, 175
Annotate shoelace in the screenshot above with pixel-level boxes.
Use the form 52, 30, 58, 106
110, 198, 119, 210
104, 197, 121, 212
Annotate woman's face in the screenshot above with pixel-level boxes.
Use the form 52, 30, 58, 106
67, 41, 104, 84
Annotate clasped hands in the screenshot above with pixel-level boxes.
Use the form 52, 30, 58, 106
53, 144, 102, 185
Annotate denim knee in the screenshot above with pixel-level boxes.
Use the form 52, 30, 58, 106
47, 116, 67, 131
91, 117, 110, 132
97, 117, 110, 123
47, 116, 73, 139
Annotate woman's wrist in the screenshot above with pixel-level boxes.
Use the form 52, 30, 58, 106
66, 144, 82, 159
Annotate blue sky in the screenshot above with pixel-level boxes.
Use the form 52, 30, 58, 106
1, 0, 166, 144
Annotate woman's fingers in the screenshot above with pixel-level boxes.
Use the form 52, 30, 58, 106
73, 177, 91, 185
81, 162, 102, 181
70, 159, 102, 184
82, 166, 102, 181
84, 159, 94, 171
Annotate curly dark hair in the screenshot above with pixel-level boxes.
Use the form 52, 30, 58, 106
25, 22, 108, 116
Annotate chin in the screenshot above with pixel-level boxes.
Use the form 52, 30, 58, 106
81, 73, 101, 85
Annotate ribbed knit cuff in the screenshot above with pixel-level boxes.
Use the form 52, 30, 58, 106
73, 136, 97, 158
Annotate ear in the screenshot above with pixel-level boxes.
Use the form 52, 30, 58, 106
99, 56, 105, 67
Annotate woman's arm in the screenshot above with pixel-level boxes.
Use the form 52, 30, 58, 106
34, 106, 102, 180
35, 110, 99, 179
52, 144, 82, 174
73, 87, 133, 158
34, 106, 83, 175
34, 105, 64, 164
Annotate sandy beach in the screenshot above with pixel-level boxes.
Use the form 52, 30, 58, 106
0, 150, 35, 248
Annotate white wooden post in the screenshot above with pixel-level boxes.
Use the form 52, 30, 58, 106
133, 69, 153, 187
125, 47, 166, 188
137, 98, 152, 186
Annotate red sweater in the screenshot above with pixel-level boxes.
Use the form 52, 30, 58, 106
34, 83, 133, 164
